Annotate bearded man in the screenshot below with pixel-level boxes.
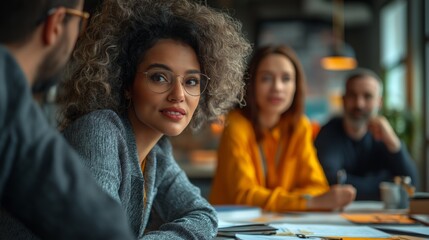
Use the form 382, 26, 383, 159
314, 69, 418, 200
0, 0, 133, 239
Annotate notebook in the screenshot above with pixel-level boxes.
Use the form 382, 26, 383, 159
217, 223, 278, 238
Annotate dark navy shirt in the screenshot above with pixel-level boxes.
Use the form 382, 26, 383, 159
314, 117, 418, 200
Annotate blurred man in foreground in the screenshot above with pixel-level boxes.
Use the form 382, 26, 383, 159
0, 0, 134, 239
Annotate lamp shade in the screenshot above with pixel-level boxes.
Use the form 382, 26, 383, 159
321, 42, 358, 71
321, 55, 357, 71
321, 0, 358, 71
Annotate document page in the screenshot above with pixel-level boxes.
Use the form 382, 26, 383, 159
272, 223, 391, 238
236, 223, 392, 239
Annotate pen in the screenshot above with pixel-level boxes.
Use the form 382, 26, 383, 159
296, 233, 342, 240
336, 169, 348, 212
337, 169, 347, 185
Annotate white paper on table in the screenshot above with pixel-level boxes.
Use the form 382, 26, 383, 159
236, 234, 321, 240
218, 219, 245, 228
262, 212, 350, 225
272, 223, 391, 238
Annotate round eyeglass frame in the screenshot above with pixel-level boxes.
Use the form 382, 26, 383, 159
141, 69, 210, 97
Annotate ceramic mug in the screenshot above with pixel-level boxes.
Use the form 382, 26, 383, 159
379, 181, 401, 209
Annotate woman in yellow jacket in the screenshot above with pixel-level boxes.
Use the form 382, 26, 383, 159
210, 45, 356, 212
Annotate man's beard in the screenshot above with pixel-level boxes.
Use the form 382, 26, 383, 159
32, 73, 62, 93
345, 107, 377, 129
32, 32, 69, 93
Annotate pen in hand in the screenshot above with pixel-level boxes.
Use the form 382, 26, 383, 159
336, 169, 348, 212
337, 169, 347, 185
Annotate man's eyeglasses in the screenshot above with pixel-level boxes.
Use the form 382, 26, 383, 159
141, 69, 210, 96
39, 7, 90, 36
63, 8, 90, 36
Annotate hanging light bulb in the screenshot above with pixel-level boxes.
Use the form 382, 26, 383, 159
321, 0, 358, 71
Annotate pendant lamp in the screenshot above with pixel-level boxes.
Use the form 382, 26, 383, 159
321, 0, 357, 71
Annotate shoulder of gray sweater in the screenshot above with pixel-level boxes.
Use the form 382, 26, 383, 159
63, 109, 126, 140
70, 110, 124, 130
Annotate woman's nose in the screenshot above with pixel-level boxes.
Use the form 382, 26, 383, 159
272, 77, 283, 90
167, 77, 185, 102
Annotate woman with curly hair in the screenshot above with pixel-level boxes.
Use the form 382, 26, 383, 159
57, 0, 251, 238
210, 45, 356, 212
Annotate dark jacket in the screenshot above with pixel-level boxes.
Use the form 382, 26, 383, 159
0, 45, 134, 240
314, 116, 418, 200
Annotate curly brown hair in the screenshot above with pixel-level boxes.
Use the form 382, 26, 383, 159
57, 0, 251, 130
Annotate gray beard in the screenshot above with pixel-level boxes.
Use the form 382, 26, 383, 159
345, 115, 368, 130
344, 108, 378, 130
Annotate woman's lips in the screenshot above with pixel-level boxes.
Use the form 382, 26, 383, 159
160, 107, 185, 121
268, 97, 283, 104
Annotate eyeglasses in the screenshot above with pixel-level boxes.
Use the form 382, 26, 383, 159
41, 7, 90, 36
141, 69, 210, 96
64, 8, 90, 36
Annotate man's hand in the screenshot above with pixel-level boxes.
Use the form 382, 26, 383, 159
368, 116, 401, 153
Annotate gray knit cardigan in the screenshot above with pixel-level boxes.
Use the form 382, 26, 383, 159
63, 110, 217, 239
